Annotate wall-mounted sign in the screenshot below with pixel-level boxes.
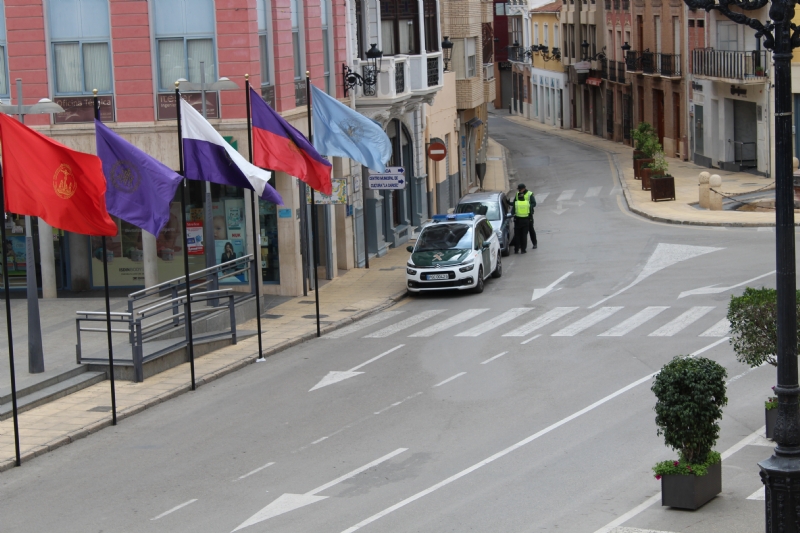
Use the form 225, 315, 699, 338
278, 208, 292, 218
158, 92, 219, 121
428, 141, 447, 161
54, 95, 114, 123
368, 167, 406, 189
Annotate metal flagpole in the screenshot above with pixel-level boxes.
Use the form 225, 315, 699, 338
93, 90, 117, 425
0, 164, 21, 466
244, 75, 265, 361
175, 82, 196, 390
305, 73, 321, 337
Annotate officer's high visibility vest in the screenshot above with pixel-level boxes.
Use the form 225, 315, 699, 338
515, 191, 532, 218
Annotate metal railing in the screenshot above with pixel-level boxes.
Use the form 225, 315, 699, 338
641, 52, 681, 76
609, 60, 617, 82
427, 57, 439, 86
692, 49, 767, 80
600, 59, 608, 79
616, 61, 626, 82
625, 51, 641, 71
76, 255, 255, 382
395, 61, 405, 93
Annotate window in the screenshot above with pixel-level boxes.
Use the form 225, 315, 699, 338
381, 0, 419, 55
544, 24, 549, 48
321, 0, 333, 94
258, 0, 272, 87
154, 0, 215, 92
495, 2, 505, 15
673, 17, 680, 55
291, 0, 303, 79
466, 38, 477, 78
48, 0, 112, 95
423, 0, 439, 52
554, 24, 559, 51
0, 0, 8, 96
717, 22, 737, 51
534, 23, 539, 46
654, 16, 661, 53
589, 25, 596, 57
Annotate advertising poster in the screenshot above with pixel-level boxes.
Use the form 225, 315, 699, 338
212, 202, 226, 240
91, 219, 146, 287
219, 198, 247, 283
186, 221, 204, 255
4, 235, 26, 278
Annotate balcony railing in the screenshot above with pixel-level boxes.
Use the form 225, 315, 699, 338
600, 59, 608, 79
692, 49, 768, 80
395, 60, 405, 93
616, 61, 625, 82
641, 52, 681, 77
625, 51, 641, 72
508, 47, 525, 62
609, 61, 617, 82
427, 57, 440, 86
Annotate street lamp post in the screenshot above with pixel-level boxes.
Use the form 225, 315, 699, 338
0, 79, 63, 374
681, 0, 798, 529
176, 65, 239, 299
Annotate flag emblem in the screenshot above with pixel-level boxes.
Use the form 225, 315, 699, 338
53, 164, 78, 199
109, 160, 142, 193
341, 119, 364, 142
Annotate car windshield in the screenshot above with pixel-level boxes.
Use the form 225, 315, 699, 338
415, 224, 473, 252
456, 201, 500, 221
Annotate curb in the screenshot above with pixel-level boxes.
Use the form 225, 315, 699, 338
491, 112, 780, 228
0, 287, 408, 473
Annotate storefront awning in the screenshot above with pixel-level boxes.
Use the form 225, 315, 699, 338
586, 77, 602, 86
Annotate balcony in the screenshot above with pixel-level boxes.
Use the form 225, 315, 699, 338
508, 47, 526, 63
411, 51, 443, 93
427, 57, 439, 87
616, 61, 625, 82
600, 59, 608, 79
625, 51, 641, 72
609, 61, 617, 82
641, 52, 681, 77
692, 49, 768, 83
351, 55, 411, 101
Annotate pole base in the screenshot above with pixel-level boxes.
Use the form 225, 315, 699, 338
759, 452, 800, 532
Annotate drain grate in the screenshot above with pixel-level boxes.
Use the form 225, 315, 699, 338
303, 314, 329, 319
263, 314, 283, 319
340, 308, 357, 312
299, 300, 315, 304
88, 406, 112, 412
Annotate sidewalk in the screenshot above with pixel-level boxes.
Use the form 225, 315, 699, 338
495, 111, 780, 226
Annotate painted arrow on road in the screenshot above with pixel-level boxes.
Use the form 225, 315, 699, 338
309, 345, 405, 391
678, 271, 775, 299
552, 200, 585, 215
532, 272, 573, 301
232, 448, 408, 531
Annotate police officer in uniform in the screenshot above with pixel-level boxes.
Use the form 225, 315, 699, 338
511, 183, 536, 253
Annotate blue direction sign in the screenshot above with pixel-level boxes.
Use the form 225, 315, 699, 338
368, 166, 406, 189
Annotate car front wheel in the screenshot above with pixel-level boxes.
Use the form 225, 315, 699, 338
491, 255, 502, 278
473, 266, 484, 293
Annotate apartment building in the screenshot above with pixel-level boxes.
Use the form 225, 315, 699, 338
561, 0, 604, 135
600, 0, 631, 142
529, 1, 567, 128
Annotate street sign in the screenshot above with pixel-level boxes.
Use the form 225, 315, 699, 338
368, 166, 406, 189
428, 141, 447, 161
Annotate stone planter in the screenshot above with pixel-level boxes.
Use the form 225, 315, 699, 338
641, 168, 661, 190
766, 407, 778, 439
633, 157, 653, 180
651, 175, 675, 201
661, 461, 722, 510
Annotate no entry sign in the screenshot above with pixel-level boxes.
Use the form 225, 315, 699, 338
428, 141, 447, 162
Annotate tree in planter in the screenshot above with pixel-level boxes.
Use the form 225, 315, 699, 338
647, 151, 670, 176
632, 122, 657, 154
652, 356, 727, 476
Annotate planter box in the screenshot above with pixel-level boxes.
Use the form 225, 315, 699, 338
633, 158, 652, 180
641, 168, 660, 190
766, 407, 778, 439
651, 175, 675, 201
661, 461, 722, 510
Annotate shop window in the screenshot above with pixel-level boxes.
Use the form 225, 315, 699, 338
381, 0, 420, 55
259, 198, 280, 283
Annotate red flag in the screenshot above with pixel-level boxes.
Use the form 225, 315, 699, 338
0, 113, 117, 236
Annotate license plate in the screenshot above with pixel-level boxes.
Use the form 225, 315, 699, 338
426, 274, 449, 280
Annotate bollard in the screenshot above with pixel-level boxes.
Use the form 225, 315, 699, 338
698, 171, 711, 209
709, 174, 723, 211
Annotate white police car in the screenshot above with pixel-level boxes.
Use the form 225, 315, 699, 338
405, 213, 502, 293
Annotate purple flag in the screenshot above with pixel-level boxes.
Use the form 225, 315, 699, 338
95, 120, 182, 236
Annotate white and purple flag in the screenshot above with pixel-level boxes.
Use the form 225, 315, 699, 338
180, 99, 283, 205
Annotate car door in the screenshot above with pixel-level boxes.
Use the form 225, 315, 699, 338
473, 224, 488, 276
501, 197, 513, 244
479, 221, 493, 273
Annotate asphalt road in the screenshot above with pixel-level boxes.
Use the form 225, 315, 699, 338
0, 114, 781, 533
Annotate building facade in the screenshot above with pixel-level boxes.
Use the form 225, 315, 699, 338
561, 0, 604, 135
529, 1, 567, 129
601, 0, 631, 143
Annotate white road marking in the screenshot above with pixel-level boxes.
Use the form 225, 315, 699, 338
364, 310, 446, 338
310, 345, 405, 391
609, 186, 621, 195
589, 243, 723, 308
747, 486, 766, 500
433, 372, 467, 387
757, 227, 774, 232
151, 499, 198, 521
727, 363, 765, 385
552, 307, 623, 336
374, 392, 424, 415
608, 527, 680, 533
455, 308, 533, 337
557, 189, 575, 201
534, 192, 549, 204
481, 352, 509, 364
503, 307, 578, 337
678, 270, 775, 298
648, 307, 715, 337
585, 186, 602, 198
409, 309, 489, 337
700, 318, 730, 337
233, 449, 408, 531
593, 425, 763, 533
521, 333, 542, 345
599, 307, 669, 337
237, 462, 275, 481
325, 311, 405, 338
531, 271, 573, 301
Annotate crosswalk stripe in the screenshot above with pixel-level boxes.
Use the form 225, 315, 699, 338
455, 308, 533, 337
324, 311, 405, 338
556, 190, 575, 201
409, 308, 490, 337
585, 186, 602, 198
552, 307, 623, 336
534, 192, 549, 204
609, 186, 621, 195
747, 486, 766, 500
364, 310, 446, 338
700, 318, 730, 337
649, 306, 715, 337
598, 307, 669, 337
503, 307, 578, 337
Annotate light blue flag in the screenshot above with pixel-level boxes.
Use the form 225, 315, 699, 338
310, 84, 392, 173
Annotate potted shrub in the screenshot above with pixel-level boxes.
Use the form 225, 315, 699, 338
632, 123, 657, 179
652, 355, 727, 510
727, 287, 800, 439
642, 151, 668, 190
